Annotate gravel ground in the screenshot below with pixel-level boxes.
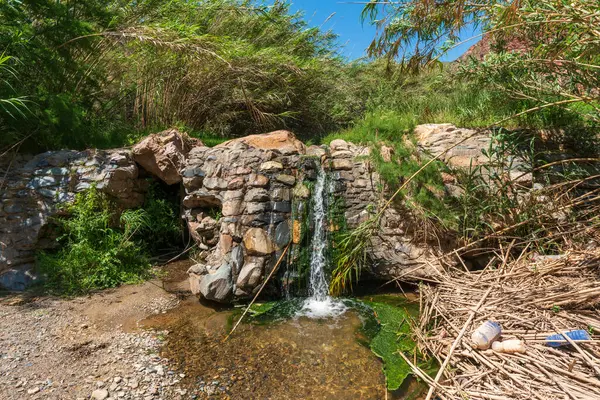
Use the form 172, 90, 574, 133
0, 278, 188, 400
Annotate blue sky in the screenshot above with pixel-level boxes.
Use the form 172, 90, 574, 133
289, 0, 480, 61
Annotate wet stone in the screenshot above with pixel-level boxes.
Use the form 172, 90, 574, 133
271, 188, 291, 202
272, 201, 291, 213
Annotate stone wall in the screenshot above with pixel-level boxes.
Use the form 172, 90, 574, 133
1, 125, 494, 298
0, 149, 147, 290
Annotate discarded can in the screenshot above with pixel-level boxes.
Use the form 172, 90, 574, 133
546, 330, 591, 347
491, 339, 526, 353
471, 321, 502, 349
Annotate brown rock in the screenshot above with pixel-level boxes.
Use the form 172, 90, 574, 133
216, 130, 306, 155
132, 129, 197, 185
331, 159, 352, 171
259, 161, 283, 172
276, 174, 296, 186
227, 177, 245, 190
379, 145, 394, 163
248, 174, 269, 187
243, 228, 274, 255
329, 139, 349, 152
219, 234, 233, 254
222, 200, 243, 216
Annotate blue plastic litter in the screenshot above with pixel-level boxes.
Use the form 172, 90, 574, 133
546, 330, 591, 347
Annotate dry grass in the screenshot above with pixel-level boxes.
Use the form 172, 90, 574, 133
405, 248, 600, 399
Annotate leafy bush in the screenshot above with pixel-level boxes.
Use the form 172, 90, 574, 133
38, 187, 151, 295
37, 184, 182, 295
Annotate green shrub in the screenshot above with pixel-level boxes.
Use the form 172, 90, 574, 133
37, 187, 151, 295
37, 183, 182, 295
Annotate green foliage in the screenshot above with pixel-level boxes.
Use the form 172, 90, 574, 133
0, 0, 358, 151
363, 0, 599, 128
140, 184, 183, 254
325, 110, 455, 229
37, 187, 151, 295
37, 184, 181, 295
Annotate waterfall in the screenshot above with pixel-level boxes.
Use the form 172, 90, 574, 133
299, 166, 347, 318
307, 167, 329, 300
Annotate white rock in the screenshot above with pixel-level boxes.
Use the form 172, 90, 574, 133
91, 388, 109, 400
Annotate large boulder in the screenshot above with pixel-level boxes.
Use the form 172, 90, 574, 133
414, 124, 490, 168
198, 263, 233, 303
216, 130, 306, 155
132, 128, 200, 185
415, 123, 532, 185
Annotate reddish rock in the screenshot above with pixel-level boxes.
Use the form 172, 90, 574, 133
216, 130, 306, 155
132, 129, 200, 185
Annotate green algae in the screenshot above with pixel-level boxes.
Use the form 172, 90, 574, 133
358, 295, 436, 392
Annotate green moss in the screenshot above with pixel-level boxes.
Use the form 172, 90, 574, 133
357, 296, 436, 391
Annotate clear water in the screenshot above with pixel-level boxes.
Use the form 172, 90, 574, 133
299, 166, 347, 318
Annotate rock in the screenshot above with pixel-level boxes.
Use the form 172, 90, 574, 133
274, 221, 291, 249
276, 174, 296, 186
329, 139, 349, 152
203, 177, 228, 191
272, 201, 291, 213
414, 124, 489, 168
271, 188, 291, 201
379, 145, 394, 162
259, 161, 284, 172
222, 200, 243, 216
231, 245, 244, 276
236, 257, 264, 290
27, 387, 40, 395
306, 145, 327, 158
0, 265, 38, 291
91, 389, 109, 400
331, 150, 353, 159
132, 128, 195, 185
218, 234, 233, 254
227, 177, 245, 190
331, 159, 353, 170
188, 263, 208, 295
216, 130, 306, 155
182, 191, 221, 208
246, 202, 269, 214
198, 263, 233, 303
293, 183, 310, 199
244, 188, 269, 202
248, 174, 269, 187
243, 228, 274, 255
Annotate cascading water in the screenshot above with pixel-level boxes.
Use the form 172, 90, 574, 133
298, 166, 347, 318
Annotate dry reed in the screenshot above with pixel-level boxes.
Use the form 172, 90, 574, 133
405, 249, 600, 399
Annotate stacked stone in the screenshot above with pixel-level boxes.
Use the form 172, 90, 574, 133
0, 150, 147, 290
325, 138, 443, 281
183, 135, 309, 303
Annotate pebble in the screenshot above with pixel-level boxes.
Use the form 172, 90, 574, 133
91, 388, 109, 400
27, 387, 40, 395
